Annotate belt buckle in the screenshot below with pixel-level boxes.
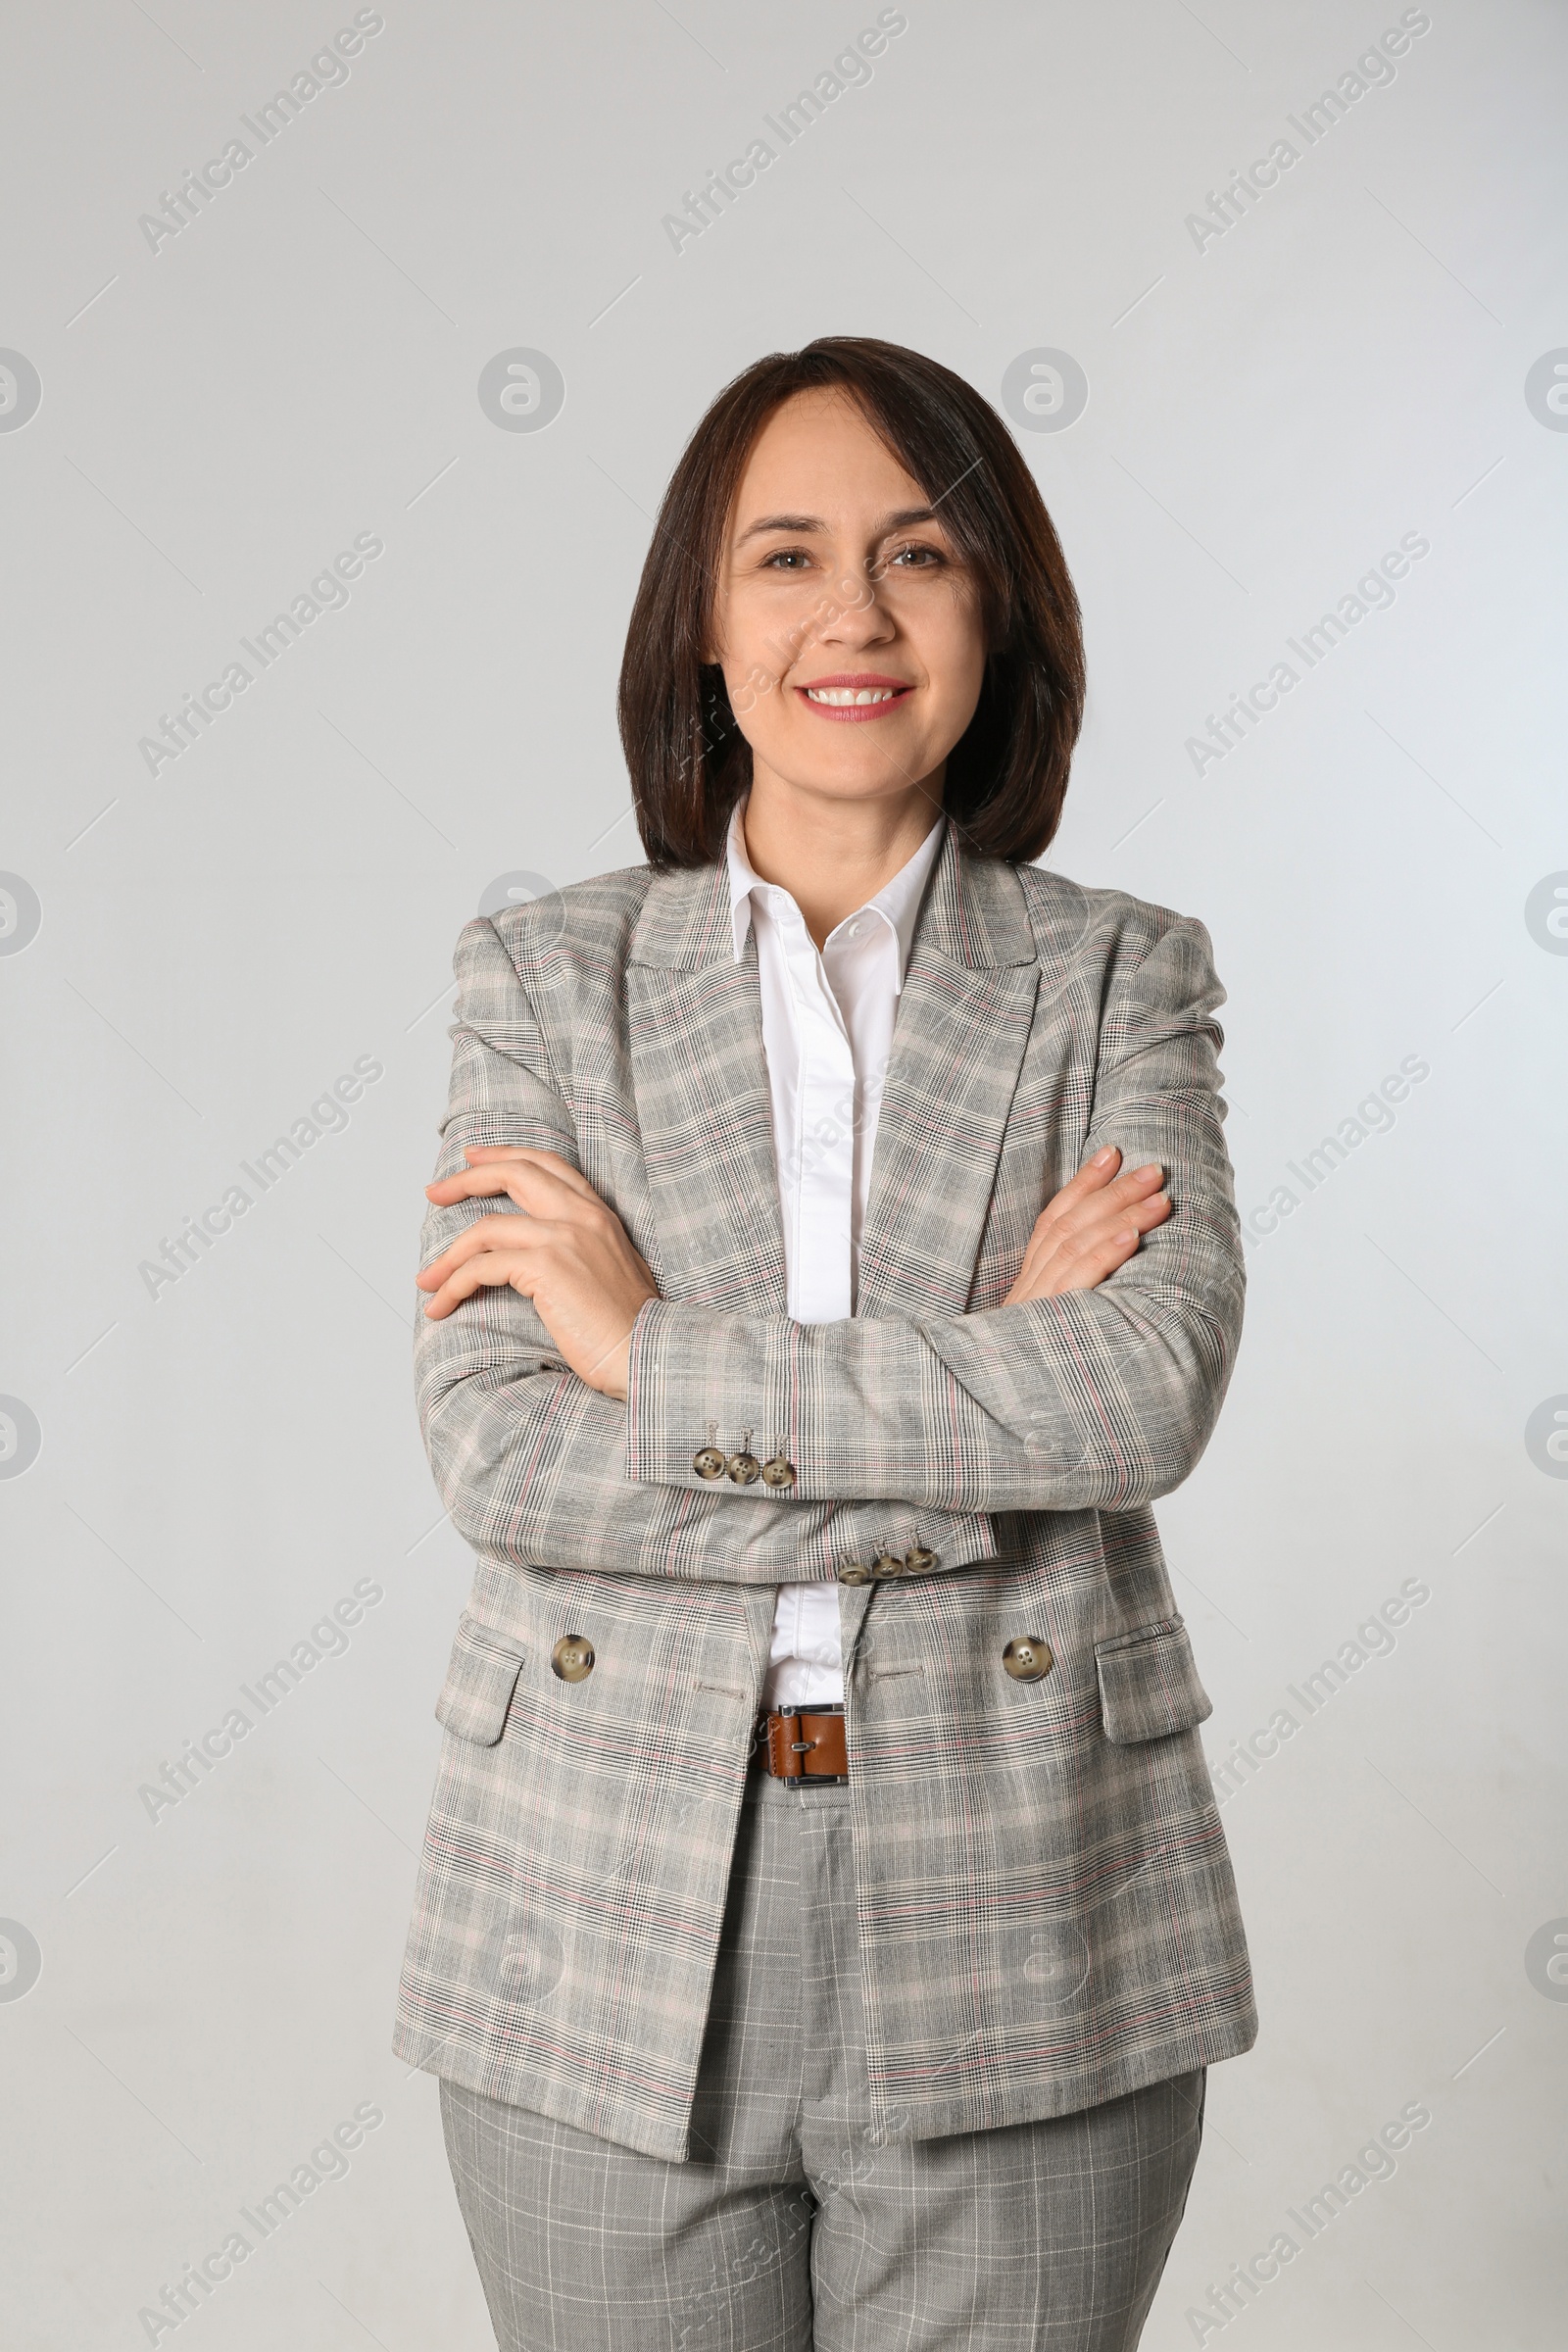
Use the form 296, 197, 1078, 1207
760, 1704, 849, 1788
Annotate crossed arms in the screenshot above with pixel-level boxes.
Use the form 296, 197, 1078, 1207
415, 914, 1245, 1584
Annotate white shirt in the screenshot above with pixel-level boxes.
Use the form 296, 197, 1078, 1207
724, 792, 948, 1710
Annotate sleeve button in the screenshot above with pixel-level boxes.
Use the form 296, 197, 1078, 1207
693, 1421, 726, 1480
725, 1428, 761, 1485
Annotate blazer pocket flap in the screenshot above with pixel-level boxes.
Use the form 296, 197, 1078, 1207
435, 1611, 527, 1746
1095, 1617, 1212, 1743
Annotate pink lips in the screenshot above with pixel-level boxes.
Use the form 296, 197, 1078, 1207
794, 671, 914, 724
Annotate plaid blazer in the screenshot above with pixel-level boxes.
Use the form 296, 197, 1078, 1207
393, 824, 1257, 2161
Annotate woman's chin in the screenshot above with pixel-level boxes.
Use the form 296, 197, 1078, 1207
759, 737, 938, 800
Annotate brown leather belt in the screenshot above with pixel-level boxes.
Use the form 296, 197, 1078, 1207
757, 1706, 850, 1786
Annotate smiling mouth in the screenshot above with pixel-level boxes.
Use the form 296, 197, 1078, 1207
796, 674, 914, 722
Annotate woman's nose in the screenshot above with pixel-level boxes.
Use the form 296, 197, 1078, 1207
815, 573, 895, 644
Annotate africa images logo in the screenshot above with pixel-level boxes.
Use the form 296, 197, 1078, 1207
0, 349, 42, 431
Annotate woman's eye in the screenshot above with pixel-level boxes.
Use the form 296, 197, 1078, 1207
760, 548, 812, 571
887, 544, 942, 568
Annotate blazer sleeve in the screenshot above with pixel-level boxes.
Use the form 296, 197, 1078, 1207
623, 913, 1246, 1513
415, 918, 1000, 1584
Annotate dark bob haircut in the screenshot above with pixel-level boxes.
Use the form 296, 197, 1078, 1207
618, 336, 1085, 871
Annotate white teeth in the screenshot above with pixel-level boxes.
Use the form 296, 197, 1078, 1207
807, 686, 900, 706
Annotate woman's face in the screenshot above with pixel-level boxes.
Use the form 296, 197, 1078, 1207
707, 389, 988, 811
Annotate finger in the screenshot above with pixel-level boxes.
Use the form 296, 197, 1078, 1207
1081, 1176, 1165, 1232
463, 1146, 600, 1205
464, 1145, 573, 1164
1052, 1188, 1171, 1261
1006, 1226, 1129, 1304
1018, 1153, 1120, 1253
1047, 1145, 1123, 1207
420, 1251, 535, 1320
1030, 1160, 1164, 1247
1031, 1153, 1161, 1230
428, 1158, 592, 1213
1092, 1160, 1164, 1209
1012, 1224, 1140, 1302
464, 1146, 599, 1200
416, 1214, 552, 1287
1013, 1192, 1171, 1300
1063, 1192, 1170, 1266
465, 1152, 594, 1195
426, 1166, 527, 1204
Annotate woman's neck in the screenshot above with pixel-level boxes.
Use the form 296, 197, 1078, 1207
739, 771, 945, 950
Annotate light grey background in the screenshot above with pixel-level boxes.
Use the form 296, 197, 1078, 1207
2, 1, 1564, 2344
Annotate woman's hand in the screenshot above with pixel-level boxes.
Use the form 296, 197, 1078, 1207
417, 1147, 660, 1400
1003, 1146, 1170, 1305
417, 1141, 1160, 1391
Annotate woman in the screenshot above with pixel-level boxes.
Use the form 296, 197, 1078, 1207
394, 336, 1255, 2350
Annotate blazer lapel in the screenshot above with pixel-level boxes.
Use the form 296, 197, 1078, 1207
856, 827, 1041, 1319
626, 858, 790, 1314
625, 827, 1042, 1322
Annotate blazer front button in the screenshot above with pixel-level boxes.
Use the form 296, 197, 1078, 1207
552, 1635, 595, 1683
1003, 1637, 1054, 1682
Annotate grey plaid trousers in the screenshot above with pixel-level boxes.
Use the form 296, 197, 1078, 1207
440, 1765, 1205, 2352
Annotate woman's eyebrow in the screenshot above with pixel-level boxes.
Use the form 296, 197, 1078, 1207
734, 512, 825, 545
734, 505, 942, 548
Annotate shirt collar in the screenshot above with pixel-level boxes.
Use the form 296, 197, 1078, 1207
725, 793, 946, 995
